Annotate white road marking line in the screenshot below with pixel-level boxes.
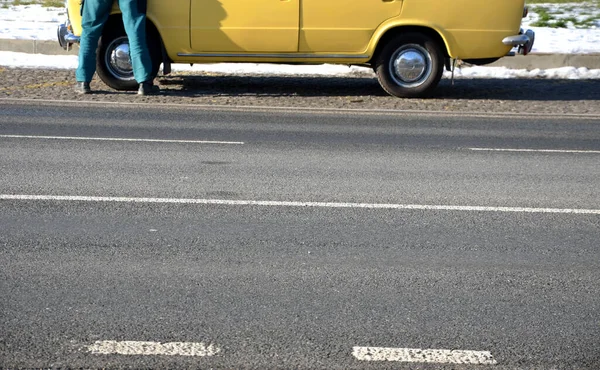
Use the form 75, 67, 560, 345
469, 147, 600, 154
86, 340, 220, 357
0, 134, 244, 145
352, 346, 497, 365
1, 194, 599, 215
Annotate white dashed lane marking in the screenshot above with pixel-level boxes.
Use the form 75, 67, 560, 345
469, 147, 600, 154
352, 346, 497, 365
0, 134, 244, 145
86, 340, 220, 357
86, 341, 496, 364
1, 194, 599, 215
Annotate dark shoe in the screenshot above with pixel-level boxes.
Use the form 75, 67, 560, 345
74, 81, 91, 94
138, 81, 159, 95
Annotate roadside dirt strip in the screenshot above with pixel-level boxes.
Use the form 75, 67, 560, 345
1, 68, 599, 115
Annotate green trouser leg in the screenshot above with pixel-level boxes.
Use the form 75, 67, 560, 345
118, 0, 153, 84
76, 0, 152, 84
75, 0, 112, 83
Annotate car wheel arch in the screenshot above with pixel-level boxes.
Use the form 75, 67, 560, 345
369, 25, 452, 65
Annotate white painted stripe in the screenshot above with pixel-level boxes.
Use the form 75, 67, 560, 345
469, 147, 600, 154
1, 194, 599, 215
86, 340, 220, 357
0, 134, 244, 145
352, 346, 497, 365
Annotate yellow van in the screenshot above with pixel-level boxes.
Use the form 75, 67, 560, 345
58, 0, 534, 98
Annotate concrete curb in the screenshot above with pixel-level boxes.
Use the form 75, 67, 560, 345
488, 53, 600, 69
1, 38, 600, 69
0, 38, 78, 56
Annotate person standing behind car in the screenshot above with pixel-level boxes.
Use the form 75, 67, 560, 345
74, 0, 158, 95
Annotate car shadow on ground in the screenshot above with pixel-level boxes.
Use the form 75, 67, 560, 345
159, 74, 387, 97
158, 74, 599, 101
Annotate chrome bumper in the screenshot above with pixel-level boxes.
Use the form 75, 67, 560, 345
57, 23, 80, 51
503, 29, 535, 56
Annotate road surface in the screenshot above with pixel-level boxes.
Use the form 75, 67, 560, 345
1, 101, 599, 369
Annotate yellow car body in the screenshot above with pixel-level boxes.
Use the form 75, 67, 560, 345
60, 0, 534, 97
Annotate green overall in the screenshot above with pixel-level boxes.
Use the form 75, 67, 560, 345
76, 0, 152, 84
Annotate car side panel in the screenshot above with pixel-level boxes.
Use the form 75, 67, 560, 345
300, 0, 403, 53
66, 0, 191, 61
147, 0, 190, 59
66, 0, 527, 64
66, 0, 82, 36
389, 0, 525, 58
190, 0, 299, 52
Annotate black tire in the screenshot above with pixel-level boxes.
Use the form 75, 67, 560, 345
96, 22, 160, 91
375, 33, 444, 98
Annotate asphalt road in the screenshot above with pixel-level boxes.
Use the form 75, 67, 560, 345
1, 101, 599, 369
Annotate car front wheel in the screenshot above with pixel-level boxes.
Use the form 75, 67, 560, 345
96, 24, 160, 91
375, 33, 444, 98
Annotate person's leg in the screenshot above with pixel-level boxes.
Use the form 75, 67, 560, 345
118, 0, 153, 84
75, 0, 113, 84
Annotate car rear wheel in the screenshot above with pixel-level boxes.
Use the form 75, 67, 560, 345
96, 23, 160, 91
375, 33, 444, 98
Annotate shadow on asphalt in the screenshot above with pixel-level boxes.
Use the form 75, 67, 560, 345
158, 74, 599, 101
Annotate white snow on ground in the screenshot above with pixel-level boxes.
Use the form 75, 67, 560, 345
0, 3, 599, 78
520, 2, 600, 54
522, 1, 600, 28
526, 26, 600, 54
0, 4, 66, 40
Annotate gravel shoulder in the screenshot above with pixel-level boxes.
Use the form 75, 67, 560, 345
1, 67, 599, 115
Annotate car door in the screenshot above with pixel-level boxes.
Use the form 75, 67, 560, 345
300, 0, 402, 53
190, 0, 299, 53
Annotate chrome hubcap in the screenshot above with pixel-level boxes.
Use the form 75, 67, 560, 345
106, 37, 134, 81
390, 45, 432, 87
